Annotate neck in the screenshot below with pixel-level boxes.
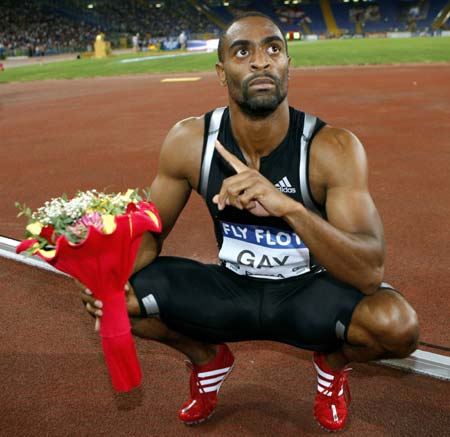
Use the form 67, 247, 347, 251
228, 99, 290, 169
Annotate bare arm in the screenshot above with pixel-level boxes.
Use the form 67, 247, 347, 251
284, 127, 385, 294
132, 116, 205, 273
213, 127, 385, 295
81, 116, 204, 325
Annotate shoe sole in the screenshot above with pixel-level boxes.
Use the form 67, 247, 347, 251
316, 420, 343, 433
181, 361, 235, 426
184, 409, 215, 426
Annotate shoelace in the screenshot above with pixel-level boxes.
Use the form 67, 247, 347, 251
185, 361, 214, 412
322, 367, 352, 406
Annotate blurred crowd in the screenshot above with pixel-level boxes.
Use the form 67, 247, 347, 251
0, 0, 219, 58
0, 0, 99, 57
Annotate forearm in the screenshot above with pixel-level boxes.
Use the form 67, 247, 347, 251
283, 202, 385, 294
132, 231, 162, 274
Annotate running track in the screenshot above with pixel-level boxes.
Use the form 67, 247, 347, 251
0, 64, 449, 436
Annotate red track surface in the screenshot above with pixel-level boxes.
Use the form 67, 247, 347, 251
1, 65, 449, 435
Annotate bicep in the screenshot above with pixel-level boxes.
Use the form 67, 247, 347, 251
147, 117, 203, 239
320, 128, 384, 242
149, 171, 191, 240
325, 186, 384, 241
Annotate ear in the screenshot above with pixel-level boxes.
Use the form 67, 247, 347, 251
215, 62, 227, 86
288, 56, 291, 79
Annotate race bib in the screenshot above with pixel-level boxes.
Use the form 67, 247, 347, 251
219, 221, 311, 279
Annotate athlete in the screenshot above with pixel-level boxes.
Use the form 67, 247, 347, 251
81, 12, 419, 432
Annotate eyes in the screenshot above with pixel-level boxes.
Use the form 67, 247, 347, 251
234, 44, 282, 59
267, 45, 281, 55
236, 48, 249, 58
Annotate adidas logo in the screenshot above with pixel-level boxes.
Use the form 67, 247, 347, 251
275, 176, 296, 194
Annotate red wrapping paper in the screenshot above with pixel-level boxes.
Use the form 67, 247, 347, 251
16, 201, 162, 392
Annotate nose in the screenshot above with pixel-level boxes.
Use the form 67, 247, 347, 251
250, 47, 270, 71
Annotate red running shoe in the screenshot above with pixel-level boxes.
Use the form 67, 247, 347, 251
313, 352, 351, 432
178, 344, 235, 425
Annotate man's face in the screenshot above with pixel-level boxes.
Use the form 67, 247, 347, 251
216, 16, 290, 117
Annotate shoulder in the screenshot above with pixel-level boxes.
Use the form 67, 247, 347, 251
309, 125, 369, 201
313, 125, 367, 164
159, 115, 205, 185
163, 115, 205, 150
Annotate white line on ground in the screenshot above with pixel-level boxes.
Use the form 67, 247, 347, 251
0, 235, 66, 276
119, 51, 211, 64
377, 350, 450, 381
0, 235, 448, 380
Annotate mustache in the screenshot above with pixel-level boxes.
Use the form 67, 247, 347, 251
243, 72, 279, 87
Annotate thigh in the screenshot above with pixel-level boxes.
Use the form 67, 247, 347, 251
262, 271, 365, 352
129, 256, 261, 343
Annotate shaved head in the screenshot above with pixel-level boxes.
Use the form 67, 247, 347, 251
217, 12, 287, 63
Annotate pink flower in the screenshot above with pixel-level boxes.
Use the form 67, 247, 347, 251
68, 221, 87, 237
67, 212, 103, 239
81, 212, 103, 230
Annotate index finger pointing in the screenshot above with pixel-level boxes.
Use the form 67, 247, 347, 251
215, 139, 248, 174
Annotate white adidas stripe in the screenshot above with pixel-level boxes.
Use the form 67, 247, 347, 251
199, 382, 224, 393
315, 362, 345, 397
314, 362, 334, 380
275, 177, 294, 188
199, 375, 226, 386
317, 385, 344, 397
198, 366, 231, 378
317, 376, 332, 388
282, 176, 292, 187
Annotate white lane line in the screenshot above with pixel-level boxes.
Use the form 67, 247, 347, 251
0, 235, 66, 276
378, 350, 450, 381
119, 51, 211, 64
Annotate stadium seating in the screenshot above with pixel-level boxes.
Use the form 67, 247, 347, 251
2, 0, 448, 58
0, 0, 220, 57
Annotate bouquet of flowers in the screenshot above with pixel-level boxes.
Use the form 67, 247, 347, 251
16, 188, 162, 392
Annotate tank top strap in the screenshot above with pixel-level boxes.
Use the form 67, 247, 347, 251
299, 113, 321, 214
199, 106, 226, 198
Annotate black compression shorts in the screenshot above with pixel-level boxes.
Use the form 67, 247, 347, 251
130, 256, 368, 352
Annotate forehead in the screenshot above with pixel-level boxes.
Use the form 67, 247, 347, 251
224, 16, 284, 48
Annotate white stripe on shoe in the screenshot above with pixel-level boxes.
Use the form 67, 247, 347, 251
198, 367, 231, 378
181, 399, 197, 413
200, 383, 224, 393
317, 385, 344, 396
317, 376, 332, 388
331, 404, 339, 422
200, 375, 227, 386
314, 362, 334, 380
315, 362, 345, 397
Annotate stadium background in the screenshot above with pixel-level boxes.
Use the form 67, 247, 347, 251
1, 0, 450, 58
1, 1, 449, 436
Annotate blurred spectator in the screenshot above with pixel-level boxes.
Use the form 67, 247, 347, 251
275, 5, 312, 27
0, 0, 220, 57
132, 33, 139, 52
178, 31, 187, 50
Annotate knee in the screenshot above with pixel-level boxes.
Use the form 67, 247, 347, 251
125, 286, 143, 317
373, 292, 420, 358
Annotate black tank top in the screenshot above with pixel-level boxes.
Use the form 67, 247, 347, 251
198, 106, 326, 280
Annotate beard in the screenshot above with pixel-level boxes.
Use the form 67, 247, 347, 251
232, 72, 288, 118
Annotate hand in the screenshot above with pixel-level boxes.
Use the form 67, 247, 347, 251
212, 140, 296, 217
80, 284, 103, 332
79, 281, 133, 331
